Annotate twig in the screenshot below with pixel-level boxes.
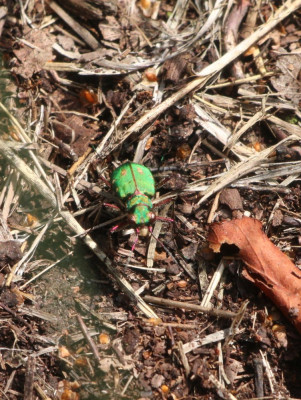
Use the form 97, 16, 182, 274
24, 356, 35, 400
147, 202, 171, 268
209, 373, 238, 400
260, 350, 276, 395
47, 1, 99, 49
223, 0, 250, 79
207, 191, 221, 224
206, 72, 274, 89
9, 219, 53, 278
201, 258, 225, 308
143, 295, 237, 318
0, 101, 55, 192
89, 93, 136, 164
177, 341, 190, 377
77, 314, 101, 363
0, 301, 32, 331
121, 375, 134, 396
267, 115, 301, 138
143, 319, 200, 329
224, 300, 249, 348
74, 298, 116, 331
33, 382, 52, 400
193, 103, 255, 160
19, 307, 58, 323
4, 370, 16, 394
253, 358, 264, 398
226, 106, 273, 149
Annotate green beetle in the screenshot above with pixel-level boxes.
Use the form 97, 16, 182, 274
111, 162, 156, 234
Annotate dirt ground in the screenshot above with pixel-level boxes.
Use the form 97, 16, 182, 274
0, 0, 301, 399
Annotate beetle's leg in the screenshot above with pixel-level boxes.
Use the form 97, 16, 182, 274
99, 175, 111, 188
154, 215, 174, 223
110, 220, 129, 233
103, 202, 121, 211
153, 197, 173, 209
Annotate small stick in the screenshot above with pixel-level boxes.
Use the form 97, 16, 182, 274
4, 370, 16, 393
74, 298, 116, 331
177, 341, 190, 377
209, 373, 238, 400
201, 259, 225, 308
253, 358, 264, 398
0, 302, 32, 331
143, 295, 237, 319
47, 1, 99, 49
33, 382, 52, 400
207, 191, 221, 224
223, 0, 250, 79
224, 300, 249, 348
121, 375, 134, 396
77, 315, 101, 363
143, 319, 200, 329
147, 202, 171, 268
24, 356, 35, 400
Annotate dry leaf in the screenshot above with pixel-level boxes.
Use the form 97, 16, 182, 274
208, 217, 301, 334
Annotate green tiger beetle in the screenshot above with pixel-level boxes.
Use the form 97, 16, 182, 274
109, 162, 173, 248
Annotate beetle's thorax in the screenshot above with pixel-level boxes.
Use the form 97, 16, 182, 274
126, 194, 154, 226
126, 194, 152, 210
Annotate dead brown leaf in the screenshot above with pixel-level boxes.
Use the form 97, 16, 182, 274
208, 217, 301, 334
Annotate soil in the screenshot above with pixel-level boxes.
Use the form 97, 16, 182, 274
0, 1, 301, 399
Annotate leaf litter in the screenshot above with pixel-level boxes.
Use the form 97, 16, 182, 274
208, 217, 301, 334
0, 0, 301, 399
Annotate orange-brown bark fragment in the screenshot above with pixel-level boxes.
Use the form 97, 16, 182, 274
208, 217, 301, 334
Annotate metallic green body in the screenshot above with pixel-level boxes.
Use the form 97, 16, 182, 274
111, 162, 155, 199
111, 162, 155, 226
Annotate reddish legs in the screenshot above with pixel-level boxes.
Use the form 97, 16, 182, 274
103, 202, 121, 211
98, 175, 111, 188
110, 220, 129, 232
154, 215, 174, 223
110, 214, 174, 253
